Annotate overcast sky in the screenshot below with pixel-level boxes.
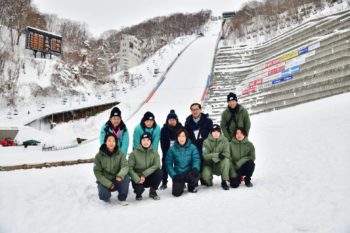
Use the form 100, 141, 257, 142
32, 0, 248, 37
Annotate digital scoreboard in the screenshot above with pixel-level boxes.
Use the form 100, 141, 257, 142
25, 26, 62, 57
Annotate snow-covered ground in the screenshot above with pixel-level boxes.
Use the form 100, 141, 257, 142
1, 92, 349, 233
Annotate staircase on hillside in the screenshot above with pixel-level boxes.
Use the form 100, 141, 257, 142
204, 9, 350, 124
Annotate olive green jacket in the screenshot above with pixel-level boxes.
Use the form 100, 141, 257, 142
220, 105, 251, 141
229, 137, 255, 170
128, 146, 161, 183
202, 134, 231, 165
93, 145, 129, 189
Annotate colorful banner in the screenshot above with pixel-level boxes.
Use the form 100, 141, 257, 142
281, 51, 298, 61
257, 82, 272, 91
242, 41, 320, 93
201, 75, 212, 101
281, 66, 300, 77
268, 66, 285, 76
241, 87, 257, 95
249, 79, 263, 87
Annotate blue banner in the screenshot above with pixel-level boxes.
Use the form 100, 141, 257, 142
298, 47, 308, 55
272, 75, 294, 85
291, 66, 300, 73
281, 66, 300, 77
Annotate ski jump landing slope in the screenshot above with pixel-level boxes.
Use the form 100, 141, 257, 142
126, 22, 221, 135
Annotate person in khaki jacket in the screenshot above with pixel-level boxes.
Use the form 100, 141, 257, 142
129, 132, 162, 201
93, 133, 130, 205
201, 124, 235, 190
221, 92, 251, 141
229, 127, 256, 188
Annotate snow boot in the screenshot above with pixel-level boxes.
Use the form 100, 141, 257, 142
230, 177, 240, 188
160, 183, 167, 190
149, 188, 160, 200
117, 200, 129, 206
245, 177, 253, 187
188, 187, 198, 193
135, 194, 143, 201
221, 181, 229, 190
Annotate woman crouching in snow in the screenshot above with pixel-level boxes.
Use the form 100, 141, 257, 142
93, 133, 130, 205
229, 127, 255, 188
166, 128, 201, 197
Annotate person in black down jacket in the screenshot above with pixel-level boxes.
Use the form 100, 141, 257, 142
160, 109, 183, 189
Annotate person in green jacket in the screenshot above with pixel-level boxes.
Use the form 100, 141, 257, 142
221, 92, 251, 141
129, 132, 162, 200
93, 133, 130, 204
229, 127, 255, 188
201, 124, 234, 190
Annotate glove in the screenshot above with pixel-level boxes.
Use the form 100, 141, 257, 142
218, 153, 225, 160
173, 174, 183, 182
191, 168, 200, 179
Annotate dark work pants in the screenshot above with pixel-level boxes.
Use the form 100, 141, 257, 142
132, 169, 163, 196
97, 176, 130, 202
237, 160, 255, 180
161, 156, 168, 185
172, 170, 200, 197
230, 160, 255, 187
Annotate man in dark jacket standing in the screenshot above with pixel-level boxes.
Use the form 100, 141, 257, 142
160, 109, 183, 189
221, 92, 251, 141
185, 103, 213, 185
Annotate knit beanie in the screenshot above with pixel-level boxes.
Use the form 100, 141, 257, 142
110, 107, 121, 118
166, 109, 178, 121
227, 92, 238, 102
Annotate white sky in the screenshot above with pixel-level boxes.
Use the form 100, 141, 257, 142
32, 0, 248, 37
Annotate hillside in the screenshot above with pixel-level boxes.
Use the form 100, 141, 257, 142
0, 0, 211, 107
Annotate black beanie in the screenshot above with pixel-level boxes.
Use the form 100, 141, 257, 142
140, 132, 152, 143
211, 124, 221, 133
227, 92, 238, 102
166, 109, 178, 121
110, 107, 121, 118
142, 111, 155, 122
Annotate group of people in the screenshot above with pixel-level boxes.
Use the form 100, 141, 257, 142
93, 92, 256, 205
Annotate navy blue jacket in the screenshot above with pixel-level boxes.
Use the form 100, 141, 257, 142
184, 113, 213, 156
160, 122, 183, 158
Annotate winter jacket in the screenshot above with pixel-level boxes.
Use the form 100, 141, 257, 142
93, 144, 129, 189
165, 139, 201, 178
202, 133, 231, 165
229, 137, 255, 170
133, 124, 161, 151
128, 146, 161, 183
184, 113, 213, 156
160, 122, 183, 157
99, 120, 129, 156
221, 105, 251, 141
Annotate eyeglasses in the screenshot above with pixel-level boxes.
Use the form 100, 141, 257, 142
191, 108, 201, 111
